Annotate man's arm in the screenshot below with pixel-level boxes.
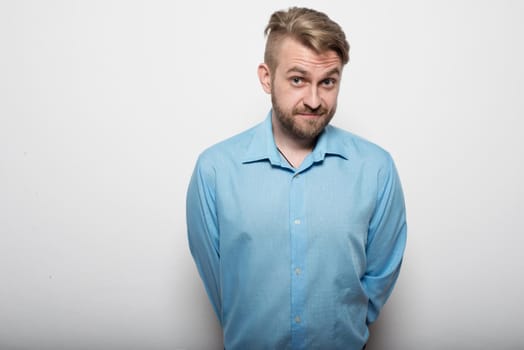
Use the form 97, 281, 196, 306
363, 154, 407, 325
186, 156, 222, 323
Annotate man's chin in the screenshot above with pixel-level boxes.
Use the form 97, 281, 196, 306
292, 124, 325, 140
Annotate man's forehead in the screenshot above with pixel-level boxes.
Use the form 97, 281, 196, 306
276, 37, 342, 73
278, 56, 342, 77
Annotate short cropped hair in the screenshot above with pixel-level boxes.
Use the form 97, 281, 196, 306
264, 7, 350, 72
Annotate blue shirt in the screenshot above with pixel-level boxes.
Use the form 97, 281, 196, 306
187, 112, 407, 350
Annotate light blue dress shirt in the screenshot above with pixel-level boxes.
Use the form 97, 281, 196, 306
187, 112, 407, 350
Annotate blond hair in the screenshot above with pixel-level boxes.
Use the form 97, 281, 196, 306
264, 7, 350, 72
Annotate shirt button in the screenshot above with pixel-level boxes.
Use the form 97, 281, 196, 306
294, 316, 301, 323
295, 268, 302, 275
294, 219, 301, 225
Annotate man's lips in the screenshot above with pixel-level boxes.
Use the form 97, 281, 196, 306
296, 112, 324, 119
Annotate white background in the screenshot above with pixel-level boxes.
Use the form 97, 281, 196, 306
1, 1, 523, 349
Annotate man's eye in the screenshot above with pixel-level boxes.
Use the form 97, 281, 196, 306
291, 77, 303, 85
322, 78, 336, 87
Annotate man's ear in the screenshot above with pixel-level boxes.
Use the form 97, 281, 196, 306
257, 63, 272, 94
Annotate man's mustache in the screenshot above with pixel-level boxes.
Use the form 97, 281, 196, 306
293, 106, 328, 115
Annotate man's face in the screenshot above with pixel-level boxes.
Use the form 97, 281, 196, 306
269, 37, 342, 142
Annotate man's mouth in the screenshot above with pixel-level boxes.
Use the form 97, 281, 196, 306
296, 112, 324, 119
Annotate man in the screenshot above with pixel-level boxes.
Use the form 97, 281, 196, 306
187, 7, 407, 350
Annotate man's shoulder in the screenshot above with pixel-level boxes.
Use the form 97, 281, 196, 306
196, 122, 261, 166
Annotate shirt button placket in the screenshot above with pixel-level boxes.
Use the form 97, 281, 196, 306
290, 170, 306, 348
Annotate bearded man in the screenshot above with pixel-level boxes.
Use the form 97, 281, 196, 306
187, 7, 407, 350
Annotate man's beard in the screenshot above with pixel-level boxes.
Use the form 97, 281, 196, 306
271, 93, 336, 141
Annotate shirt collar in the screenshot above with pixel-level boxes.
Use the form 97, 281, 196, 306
241, 111, 281, 166
311, 122, 350, 162
242, 110, 350, 165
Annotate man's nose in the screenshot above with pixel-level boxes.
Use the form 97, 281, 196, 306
303, 86, 321, 110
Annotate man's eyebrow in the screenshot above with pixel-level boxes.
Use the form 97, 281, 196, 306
285, 66, 341, 77
286, 66, 308, 75
325, 67, 341, 77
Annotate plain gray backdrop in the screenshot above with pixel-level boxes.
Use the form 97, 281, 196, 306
1, 1, 523, 349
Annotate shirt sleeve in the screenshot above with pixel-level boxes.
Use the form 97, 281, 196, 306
186, 156, 222, 324
363, 154, 407, 325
